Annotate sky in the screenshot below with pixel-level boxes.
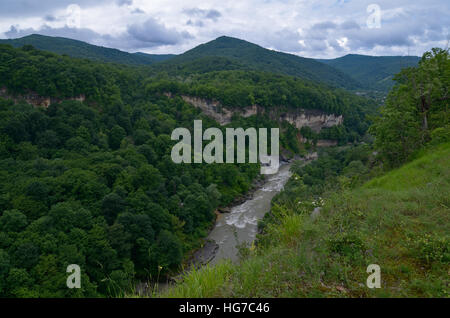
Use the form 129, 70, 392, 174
0, 0, 448, 58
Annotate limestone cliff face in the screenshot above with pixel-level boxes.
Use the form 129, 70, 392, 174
181, 96, 235, 125
0, 87, 85, 108
181, 95, 343, 132
279, 110, 343, 133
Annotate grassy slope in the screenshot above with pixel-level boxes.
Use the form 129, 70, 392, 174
161, 143, 449, 297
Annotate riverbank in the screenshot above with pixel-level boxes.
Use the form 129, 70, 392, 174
135, 161, 296, 296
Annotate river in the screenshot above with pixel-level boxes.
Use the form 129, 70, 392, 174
138, 162, 294, 295
201, 162, 293, 266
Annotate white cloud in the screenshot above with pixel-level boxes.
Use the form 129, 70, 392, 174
0, 0, 448, 58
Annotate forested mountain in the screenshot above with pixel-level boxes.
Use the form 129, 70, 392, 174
1, 31, 439, 298
0, 34, 175, 65
153, 36, 363, 90
2, 34, 417, 94
0, 44, 262, 297
318, 54, 420, 92
0, 40, 383, 297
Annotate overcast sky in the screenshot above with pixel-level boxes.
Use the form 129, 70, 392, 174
0, 0, 448, 58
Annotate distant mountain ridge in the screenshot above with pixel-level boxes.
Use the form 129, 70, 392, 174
0, 34, 175, 65
1, 34, 420, 92
317, 54, 420, 92
156, 36, 363, 90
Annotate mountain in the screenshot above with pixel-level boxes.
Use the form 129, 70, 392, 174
317, 54, 420, 92
0, 34, 175, 65
2, 34, 419, 92
155, 36, 363, 90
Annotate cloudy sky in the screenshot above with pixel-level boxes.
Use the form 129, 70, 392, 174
0, 0, 448, 58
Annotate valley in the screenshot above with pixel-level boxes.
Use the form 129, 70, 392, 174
0, 32, 447, 299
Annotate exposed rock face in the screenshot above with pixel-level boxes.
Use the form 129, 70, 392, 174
279, 110, 343, 133
304, 152, 319, 161
181, 96, 235, 125
180, 96, 258, 125
0, 87, 85, 108
180, 95, 343, 132
316, 139, 338, 147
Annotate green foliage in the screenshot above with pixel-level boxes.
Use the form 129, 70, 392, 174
407, 234, 449, 264
163, 143, 450, 298
156, 36, 361, 90
318, 54, 420, 92
0, 34, 174, 66
0, 44, 261, 297
370, 48, 450, 167
146, 70, 376, 142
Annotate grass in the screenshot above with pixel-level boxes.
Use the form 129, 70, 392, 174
161, 262, 235, 298
158, 143, 450, 298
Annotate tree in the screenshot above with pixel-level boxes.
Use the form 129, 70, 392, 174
108, 125, 126, 150
0, 210, 28, 232
0, 249, 10, 295
154, 230, 183, 271
370, 48, 449, 166
101, 192, 126, 225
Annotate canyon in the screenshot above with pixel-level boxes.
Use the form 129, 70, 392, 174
180, 95, 344, 133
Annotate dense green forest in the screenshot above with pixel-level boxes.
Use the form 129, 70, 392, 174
318, 54, 420, 92
154, 36, 361, 90
0, 42, 375, 297
0, 34, 174, 66
0, 44, 265, 297
370, 48, 450, 167
146, 70, 377, 143
162, 48, 449, 298
1, 37, 444, 298
2, 34, 420, 97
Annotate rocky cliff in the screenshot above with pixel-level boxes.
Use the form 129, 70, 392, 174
0, 87, 85, 108
180, 95, 343, 132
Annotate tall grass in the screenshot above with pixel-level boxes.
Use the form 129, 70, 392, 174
161, 261, 234, 298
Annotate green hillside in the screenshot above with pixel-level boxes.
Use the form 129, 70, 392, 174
162, 142, 449, 298
0, 34, 175, 65
154, 36, 363, 90
0, 44, 263, 297
318, 54, 420, 92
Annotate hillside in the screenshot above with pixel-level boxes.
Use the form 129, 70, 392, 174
162, 142, 450, 297
1, 35, 418, 93
154, 36, 363, 90
317, 54, 420, 92
1, 35, 421, 93
0, 34, 175, 65
0, 44, 263, 297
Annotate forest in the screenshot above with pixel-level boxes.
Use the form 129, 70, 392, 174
0, 42, 375, 297
0, 44, 265, 297
1, 40, 440, 297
